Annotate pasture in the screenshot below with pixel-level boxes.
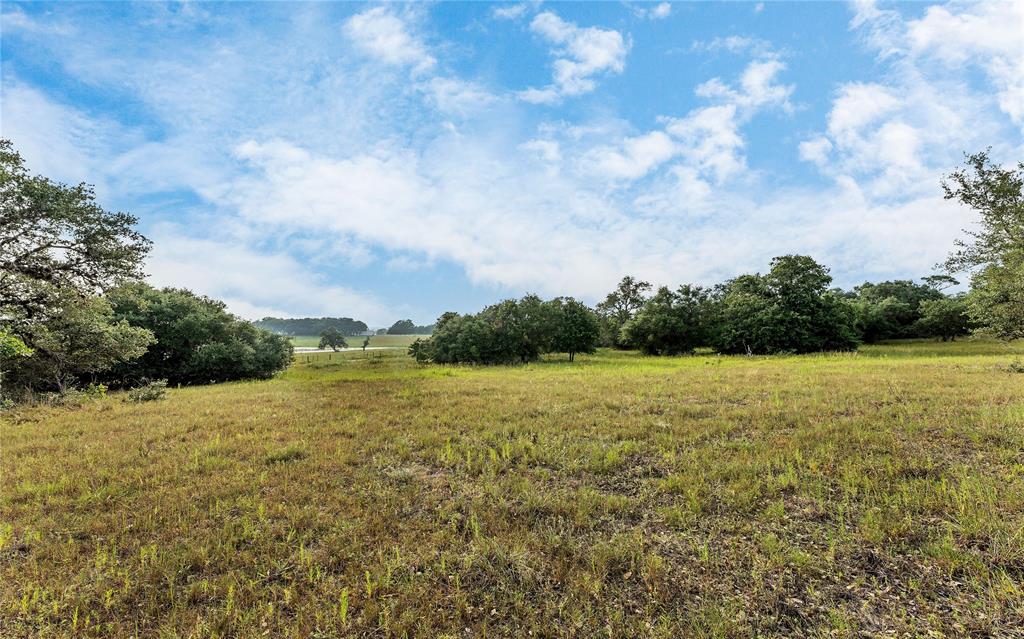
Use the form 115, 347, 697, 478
288, 334, 427, 349
2, 341, 1023, 637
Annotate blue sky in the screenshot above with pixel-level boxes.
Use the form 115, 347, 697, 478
2, 1, 1022, 326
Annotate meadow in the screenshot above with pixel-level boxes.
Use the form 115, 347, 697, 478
289, 334, 427, 349
2, 340, 1023, 637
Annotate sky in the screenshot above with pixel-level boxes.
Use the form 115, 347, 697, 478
2, 1, 1022, 327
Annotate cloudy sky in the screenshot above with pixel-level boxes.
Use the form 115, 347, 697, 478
2, 1, 1022, 326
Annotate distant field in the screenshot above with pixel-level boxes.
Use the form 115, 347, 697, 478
3, 339, 1023, 637
287, 334, 428, 349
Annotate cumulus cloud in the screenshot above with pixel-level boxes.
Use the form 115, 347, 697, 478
518, 11, 630, 103
801, 2, 1021, 199
4, 0, 1021, 323
492, 3, 530, 21
343, 7, 436, 75
147, 226, 391, 322
584, 52, 792, 185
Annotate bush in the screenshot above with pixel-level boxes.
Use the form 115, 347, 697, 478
125, 380, 168, 403
105, 283, 293, 385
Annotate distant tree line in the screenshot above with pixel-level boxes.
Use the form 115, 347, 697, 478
255, 317, 369, 336
0, 140, 292, 401
385, 319, 435, 335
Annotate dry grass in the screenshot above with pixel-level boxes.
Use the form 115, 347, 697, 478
2, 340, 1023, 637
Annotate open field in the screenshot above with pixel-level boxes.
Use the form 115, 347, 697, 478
2, 340, 1024, 637
288, 334, 427, 349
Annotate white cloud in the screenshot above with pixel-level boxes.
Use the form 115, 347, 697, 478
492, 3, 530, 21
803, 2, 1022, 200
5, 0, 1021, 322
585, 52, 791, 184
147, 227, 391, 322
343, 7, 436, 75
520, 139, 562, 164
519, 11, 630, 102
798, 136, 832, 166
650, 3, 672, 20
585, 131, 676, 180
905, 2, 1024, 127
420, 77, 497, 115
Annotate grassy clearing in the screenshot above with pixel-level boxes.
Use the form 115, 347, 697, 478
2, 340, 1023, 637
289, 334, 426, 349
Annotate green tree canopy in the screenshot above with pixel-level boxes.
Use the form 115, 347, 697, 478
0, 140, 150, 323
548, 297, 599, 361
712, 256, 859, 354
596, 276, 652, 348
914, 297, 972, 342
319, 327, 348, 351
942, 150, 1024, 339
622, 285, 714, 355
104, 283, 292, 385
6, 291, 153, 392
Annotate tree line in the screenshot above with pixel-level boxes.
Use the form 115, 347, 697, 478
0, 140, 293, 402
409, 150, 1021, 364
254, 316, 369, 336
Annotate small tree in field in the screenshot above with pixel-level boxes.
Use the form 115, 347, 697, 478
915, 298, 972, 341
362, 337, 370, 352
319, 327, 348, 351
549, 297, 599, 362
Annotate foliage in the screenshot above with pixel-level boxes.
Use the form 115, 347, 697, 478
914, 297, 972, 341
547, 297, 600, 361
712, 255, 859, 354
851, 279, 945, 342
254, 316, 368, 336
0, 139, 150, 324
125, 380, 168, 403
318, 327, 348, 351
942, 150, 1024, 339
386, 319, 434, 335
104, 283, 292, 385
596, 276, 651, 348
5, 292, 154, 393
414, 296, 598, 364
622, 285, 714, 355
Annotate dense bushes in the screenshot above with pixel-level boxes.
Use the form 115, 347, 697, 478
411, 295, 598, 364
103, 283, 293, 385
712, 256, 860, 354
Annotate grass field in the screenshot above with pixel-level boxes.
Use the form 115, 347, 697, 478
288, 334, 427, 349
3, 340, 1023, 637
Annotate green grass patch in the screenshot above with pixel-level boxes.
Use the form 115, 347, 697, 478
2, 339, 1022, 636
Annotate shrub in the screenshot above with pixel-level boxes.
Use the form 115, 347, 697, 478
105, 283, 293, 385
125, 380, 168, 403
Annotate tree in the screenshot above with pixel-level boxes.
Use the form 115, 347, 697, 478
386, 319, 433, 335
319, 327, 348, 351
596, 276, 652, 348
712, 256, 859, 354
914, 298, 972, 341
622, 285, 714, 355
362, 337, 370, 352
942, 150, 1024, 339
0, 140, 150, 324
104, 283, 292, 385
549, 297, 599, 361
0, 330, 33, 400
7, 292, 153, 392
